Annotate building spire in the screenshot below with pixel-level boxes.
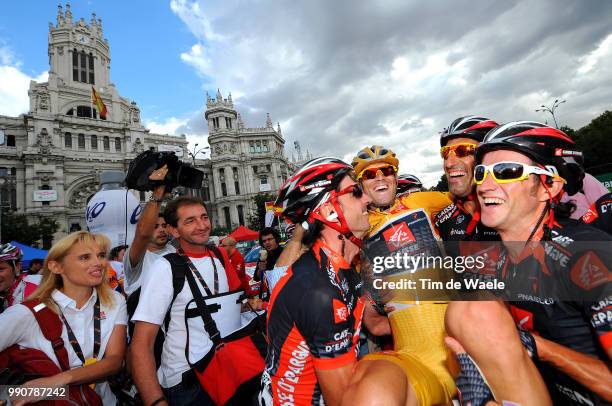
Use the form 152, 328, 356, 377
237, 113, 244, 130
57, 3, 64, 26
227, 92, 233, 105
65, 2, 72, 24
216, 88, 222, 103
91, 12, 97, 27
266, 113, 273, 128
277, 122, 282, 136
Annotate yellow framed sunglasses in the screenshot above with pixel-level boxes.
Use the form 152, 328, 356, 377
474, 162, 564, 185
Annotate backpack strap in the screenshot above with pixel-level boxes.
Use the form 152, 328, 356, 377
21, 299, 70, 371
206, 244, 227, 270
162, 253, 188, 331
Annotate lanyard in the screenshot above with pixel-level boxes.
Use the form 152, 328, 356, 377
57, 296, 101, 365
182, 248, 219, 296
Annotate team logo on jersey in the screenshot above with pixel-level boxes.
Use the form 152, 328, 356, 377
333, 299, 349, 323
571, 251, 610, 290
456, 215, 465, 225
382, 222, 416, 251
581, 208, 598, 224
509, 306, 533, 331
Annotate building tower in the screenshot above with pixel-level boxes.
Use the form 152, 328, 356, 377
205, 90, 289, 230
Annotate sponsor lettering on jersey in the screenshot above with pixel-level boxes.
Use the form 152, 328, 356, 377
434, 203, 456, 227
570, 251, 610, 290
333, 298, 349, 323
276, 340, 310, 402
383, 222, 416, 251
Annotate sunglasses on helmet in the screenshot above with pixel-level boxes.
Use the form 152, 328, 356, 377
474, 162, 563, 185
357, 165, 397, 181
440, 143, 476, 159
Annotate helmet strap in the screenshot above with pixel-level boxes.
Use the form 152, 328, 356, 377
311, 192, 364, 249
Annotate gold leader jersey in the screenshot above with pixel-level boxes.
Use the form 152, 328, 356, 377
364, 191, 457, 405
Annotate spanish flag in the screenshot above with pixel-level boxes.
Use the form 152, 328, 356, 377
92, 86, 108, 119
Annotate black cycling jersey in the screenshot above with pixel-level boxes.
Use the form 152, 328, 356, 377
434, 199, 500, 243
581, 192, 612, 235
497, 219, 612, 405
260, 241, 365, 406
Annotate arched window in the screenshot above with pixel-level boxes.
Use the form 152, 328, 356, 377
91, 135, 97, 150
78, 134, 85, 149
72, 49, 95, 84
64, 132, 72, 148
103, 136, 110, 151
115, 137, 121, 152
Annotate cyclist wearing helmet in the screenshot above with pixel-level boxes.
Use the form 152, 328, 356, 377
435, 115, 500, 242
346, 145, 457, 406
446, 122, 612, 405
0, 243, 39, 312
396, 174, 425, 196
260, 157, 376, 406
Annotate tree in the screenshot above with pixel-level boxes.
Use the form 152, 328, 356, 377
572, 110, 612, 173
430, 174, 448, 192
1, 212, 59, 247
247, 192, 276, 232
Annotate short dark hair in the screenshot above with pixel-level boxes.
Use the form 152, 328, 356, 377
109, 245, 128, 261
164, 196, 210, 227
30, 258, 44, 266
259, 227, 281, 246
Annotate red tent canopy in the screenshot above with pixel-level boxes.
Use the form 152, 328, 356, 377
228, 225, 259, 241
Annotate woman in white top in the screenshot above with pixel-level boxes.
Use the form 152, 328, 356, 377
0, 231, 127, 405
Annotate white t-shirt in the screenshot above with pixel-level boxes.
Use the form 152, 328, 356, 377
123, 243, 176, 295
131, 252, 235, 388
0, 289, 128, 405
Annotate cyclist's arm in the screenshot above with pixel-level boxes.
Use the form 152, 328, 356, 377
534, 334, 612, 401
362, 300, 391, 336
276, 224, 306, 267
315, 362, 357, 406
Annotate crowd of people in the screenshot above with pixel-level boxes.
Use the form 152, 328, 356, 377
0, 116, 610, 406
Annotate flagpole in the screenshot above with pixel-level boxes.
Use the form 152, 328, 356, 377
91, 86, 94, 119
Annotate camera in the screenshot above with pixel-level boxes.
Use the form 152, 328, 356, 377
125, 150, 204, 191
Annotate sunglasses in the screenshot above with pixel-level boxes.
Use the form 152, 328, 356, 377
336, 183, 364, 198
440, 143, 476, 159
357, 165, 397, 180
474, 162, 561, 185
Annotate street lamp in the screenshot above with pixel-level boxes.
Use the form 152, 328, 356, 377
535, 99, 566, 128
188, 143, 210, 166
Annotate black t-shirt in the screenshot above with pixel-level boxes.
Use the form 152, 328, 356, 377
261, 242, 364, 406
497, 219, 612, 405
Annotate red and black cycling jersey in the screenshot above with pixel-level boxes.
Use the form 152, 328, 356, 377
434, 198, 499, 243
581, 192, 612, 235
497, 219, 612, 405
261, 241, 365, 406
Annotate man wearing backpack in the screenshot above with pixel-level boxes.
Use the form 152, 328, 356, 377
130, 196, 242, 406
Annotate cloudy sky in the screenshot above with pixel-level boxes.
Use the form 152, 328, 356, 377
1, 1, 611, 185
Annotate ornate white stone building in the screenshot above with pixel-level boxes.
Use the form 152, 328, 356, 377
0, 4, 292, 245
204, 89, 291, 231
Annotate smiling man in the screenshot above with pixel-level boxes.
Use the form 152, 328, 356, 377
445, 122, 612, 405
131, 196, 242, 406
344, 146, 457, 405
434, 115, 500, 242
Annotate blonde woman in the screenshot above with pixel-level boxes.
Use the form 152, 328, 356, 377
0, 231, 127, 405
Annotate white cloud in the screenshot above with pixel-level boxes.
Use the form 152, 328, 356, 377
577, 33, 612, 74
0, 58, 48, 117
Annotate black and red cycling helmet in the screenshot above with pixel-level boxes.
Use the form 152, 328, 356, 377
475, 121, 584, 196
275, 157, 363, 246
397, 174, 424, 195
440, 115, 499, 147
